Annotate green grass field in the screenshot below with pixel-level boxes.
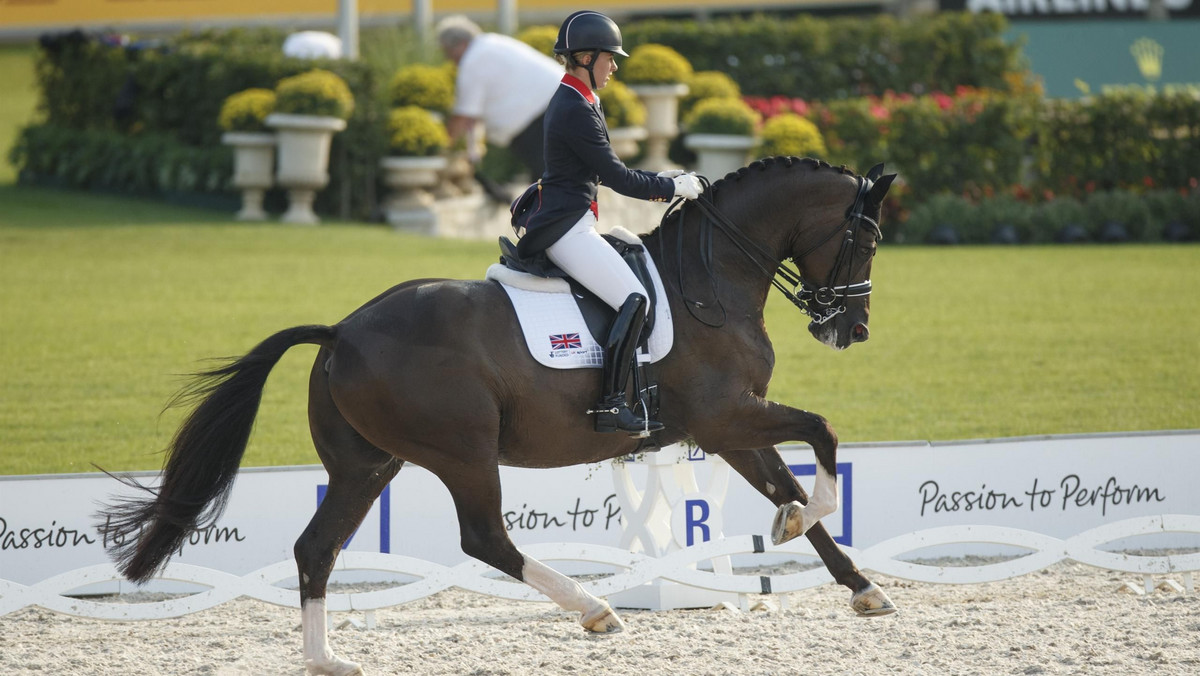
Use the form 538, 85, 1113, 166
3, 186, 1198, 476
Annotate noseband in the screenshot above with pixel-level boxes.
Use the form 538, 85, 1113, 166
791, 176, 878, 325
662, 173, 879, 327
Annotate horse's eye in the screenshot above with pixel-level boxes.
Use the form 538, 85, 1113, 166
859, 245, 875, 257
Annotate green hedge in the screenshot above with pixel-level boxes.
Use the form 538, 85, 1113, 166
9, 124, 230, 196
755, 86, 1199, 236
12, 21, 1199, 236
623, 12, 1023, 99
1034, 87, 1200, 196
19, 28, 387, 218
902, 189, 1200, 244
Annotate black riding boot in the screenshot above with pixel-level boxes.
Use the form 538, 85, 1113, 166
592, 293, 663, 436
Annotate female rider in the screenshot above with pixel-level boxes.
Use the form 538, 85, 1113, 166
515, 10, 702, 436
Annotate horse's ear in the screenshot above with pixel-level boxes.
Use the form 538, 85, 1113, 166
868, 173, 897, 205
865, 163, 885, 182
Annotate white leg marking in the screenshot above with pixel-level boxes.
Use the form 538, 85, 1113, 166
801, 463, 839, 534
771, 464, 839, 545
302, 598, 363, 676
522, 555, 625, 633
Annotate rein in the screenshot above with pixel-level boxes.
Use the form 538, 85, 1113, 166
659, 173, 878, 327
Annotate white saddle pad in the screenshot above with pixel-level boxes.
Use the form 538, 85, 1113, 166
486, 231, 674, 370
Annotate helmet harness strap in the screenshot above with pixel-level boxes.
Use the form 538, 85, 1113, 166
570, 49, 603, 90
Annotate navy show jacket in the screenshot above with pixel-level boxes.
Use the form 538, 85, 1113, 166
515, 73, 675, 257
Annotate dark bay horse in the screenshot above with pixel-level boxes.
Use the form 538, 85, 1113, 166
99, 156, 897, 676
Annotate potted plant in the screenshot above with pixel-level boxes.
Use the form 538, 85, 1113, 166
218, 88, 276, 221
265, 69, 355, 224
756, 113, 828, 160
622, 44, 693, 171
975, 195, 1036, 244
380, 106, 450, 233
682, 98, 761, 181
599, 79, 647, 159
387, 63, 456, 117
515, 25, 559, 57
389, 63, 475, 197
679, 71, 741, 120
1084, 190, 1152, 243
899, 193, 974, 245
1032, 197, 1089, 244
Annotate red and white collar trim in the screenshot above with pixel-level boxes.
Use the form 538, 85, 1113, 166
559, 73, 595, 104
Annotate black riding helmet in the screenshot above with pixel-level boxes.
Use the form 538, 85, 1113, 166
554, 11, 627, 90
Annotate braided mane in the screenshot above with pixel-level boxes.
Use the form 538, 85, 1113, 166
709, 156, 854, 194
652, 156, 854, 232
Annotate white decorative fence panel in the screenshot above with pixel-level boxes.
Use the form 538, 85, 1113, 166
1, 515, 1197, 621
3, 431, 1198, 620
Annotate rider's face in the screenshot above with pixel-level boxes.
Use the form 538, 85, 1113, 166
574, 51, 618, 90
592, 52, 617, 89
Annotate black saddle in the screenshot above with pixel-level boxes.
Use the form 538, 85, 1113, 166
497, 235, 657, 347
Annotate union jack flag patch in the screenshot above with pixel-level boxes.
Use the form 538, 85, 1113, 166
549, 333, 582, 351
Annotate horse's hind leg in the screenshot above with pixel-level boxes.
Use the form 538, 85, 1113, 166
438, 464, 625, 633
721, 447, 897, 617
298, 355, 403, 675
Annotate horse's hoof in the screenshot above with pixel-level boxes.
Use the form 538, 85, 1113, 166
771, 501, 805, 545
581, 605, 626, 633
851, 583, 898, 617
305, 657, 364, 676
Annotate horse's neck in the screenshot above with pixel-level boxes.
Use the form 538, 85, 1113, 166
645, 200, 777, 319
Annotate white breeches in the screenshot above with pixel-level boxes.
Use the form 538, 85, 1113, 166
545, 211, 649, 314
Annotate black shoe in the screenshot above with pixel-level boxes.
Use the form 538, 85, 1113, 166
593, 396, 664, 436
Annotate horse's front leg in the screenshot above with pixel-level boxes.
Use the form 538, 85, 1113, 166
720, 447, 897, 617
698, 398, 841, 541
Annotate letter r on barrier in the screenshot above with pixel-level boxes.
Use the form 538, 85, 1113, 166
685, 499, 711, 546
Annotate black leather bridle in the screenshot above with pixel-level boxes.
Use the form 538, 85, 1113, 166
660, 172, 880, 328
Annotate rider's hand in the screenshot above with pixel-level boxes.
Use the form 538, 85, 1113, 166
672, 172, 703, 200
657, 169, 685, 179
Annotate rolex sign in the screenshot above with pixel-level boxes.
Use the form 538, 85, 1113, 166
941, 0, 1199, 18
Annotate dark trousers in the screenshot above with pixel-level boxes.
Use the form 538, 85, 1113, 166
508, 113, 546, 179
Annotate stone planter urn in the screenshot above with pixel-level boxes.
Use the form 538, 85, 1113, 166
608, 126, 647, 160
265, 113, 347, 225
220, 132, 276, 221
684, 133, 757, 182
629, 83, 688, 171
380, 155, 448, 234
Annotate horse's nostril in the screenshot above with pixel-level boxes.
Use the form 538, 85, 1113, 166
852, 323, 869, 342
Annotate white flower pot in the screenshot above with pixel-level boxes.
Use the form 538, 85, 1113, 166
265, 113, 347, 225
608, 126, 647, 160
629, 83, 688, 172
684, 134, 758, 182
380, 155, 448, 234
221, 132, 275, 221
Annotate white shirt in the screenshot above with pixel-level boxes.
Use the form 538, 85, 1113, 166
453, 33, 563, 145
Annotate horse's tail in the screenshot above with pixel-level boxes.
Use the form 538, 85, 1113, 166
97, 324, 336, 584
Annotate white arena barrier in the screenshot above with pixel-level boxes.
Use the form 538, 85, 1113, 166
2, 432, 1198, 622
1, 516, 1196, 622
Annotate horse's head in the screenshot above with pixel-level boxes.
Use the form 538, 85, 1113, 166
793, 163, 896, 351
654, 157, 896, 350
